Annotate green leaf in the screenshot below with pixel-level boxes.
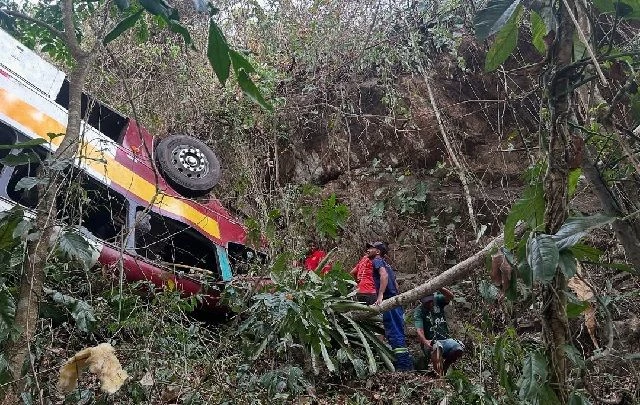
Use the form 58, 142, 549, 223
103, 9, 143, 45
15, 177, 47, 191
517, 352, 548, 401
505, 183, 545, 249
138, 0, 172, 17
345, 316, 377, 374
494, 335, 517, 397
566, 299, 589, 318
568, 168, 581, 198
229, 49, 256, 74
475, 0, 522, 41
45, 289, 96, 333
0, 151, 40, 166
207, 20, 231, 86
168, 20, 195, 49
539, 383, 562, 404
569, 243, 602, 262
563, 344, 585, 369
315, 194, 349, 240
114, 0, 130, 11
237, 69, 273, 111
55, 229, 97, 268
318, 340, 336, 372
552, 214, 614, 250
530, 10, 547, 55
558, 250, 577, 278
0, 138, 46, 149
485, 5, 522, 72
0, 288, 15, 341
527, 234, 559, 282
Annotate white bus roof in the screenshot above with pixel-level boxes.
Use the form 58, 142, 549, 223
0, 28, 66, 99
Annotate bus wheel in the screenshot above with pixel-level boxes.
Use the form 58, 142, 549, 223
155, 135, 221, 197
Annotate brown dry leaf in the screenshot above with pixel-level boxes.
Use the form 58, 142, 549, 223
568, 276, 599, 348
567, 276, 594, 301
584, 305, 599, 349
57, 343, 128, 394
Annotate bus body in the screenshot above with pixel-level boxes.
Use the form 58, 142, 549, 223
0, 28, 260, 311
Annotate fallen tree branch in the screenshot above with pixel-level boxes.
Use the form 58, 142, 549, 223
368, 231, 507, 314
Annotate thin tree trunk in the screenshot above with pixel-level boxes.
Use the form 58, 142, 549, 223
373, 230, 507, 313
1, 58, 89, 404
581, 152, 640, 271
540, 0, 574, 401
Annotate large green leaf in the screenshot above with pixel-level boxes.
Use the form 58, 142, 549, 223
0, 288, 15, 342
15, 177, 47, 191
138, 0, 172, 18
229, 49, 256, 74
475, 0, 522, 41
530, 10, 547, 55
494, 335, 517, 398
0, 138, 46, 149
103, 9, 143, 45
562, 344, 585, 369
569, 243, 602, 262
552, 214, 614, 250
504, 183, 545, 249
567, 168, 581, 198
566, 294, 590, 318
45, 289, 96, 333
527, 234, 559, 282
485, 5, 522, 71
237, 69, 273, 111
55, 229, 97, 268
168, 20, 195, 49
517, 352, 548, 401
0, 151, 40, 166
207, 20, 230, 86
558, 250, 577, 278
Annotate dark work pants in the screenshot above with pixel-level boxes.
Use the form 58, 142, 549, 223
383, 306, 414, 371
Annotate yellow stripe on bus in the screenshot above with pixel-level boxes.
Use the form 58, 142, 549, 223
0, 88, 221, 240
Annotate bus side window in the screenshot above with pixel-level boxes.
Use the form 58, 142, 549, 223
6, 146, 47, 209
0, 123, 17, 171
134, 209, 220, 278
76, 176, 128, 243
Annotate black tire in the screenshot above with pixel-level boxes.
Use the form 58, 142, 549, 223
155, 135, 221, 197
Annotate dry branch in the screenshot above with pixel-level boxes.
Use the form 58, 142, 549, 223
370, 231, 505, 314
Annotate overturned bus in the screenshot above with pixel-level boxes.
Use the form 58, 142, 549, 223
0, 28, 264, 312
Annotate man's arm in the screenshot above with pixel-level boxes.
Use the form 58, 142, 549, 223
416, 328, 431, 347
349, 266, 359, 279
439, 287, 454, 303
414, 306, 431, 347
375, 267, 388, 305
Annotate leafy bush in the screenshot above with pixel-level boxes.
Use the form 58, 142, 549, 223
230, 258, 394, 378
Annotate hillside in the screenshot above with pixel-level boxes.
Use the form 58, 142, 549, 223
0, 0, 639, 404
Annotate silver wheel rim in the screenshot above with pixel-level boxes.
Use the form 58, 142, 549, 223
171, 144, 210, 179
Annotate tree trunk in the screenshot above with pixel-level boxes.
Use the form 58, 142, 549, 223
372, 230, 508, 313
1, 59, 89, 404
581, 152, 640, 271
540, 0, 575, 401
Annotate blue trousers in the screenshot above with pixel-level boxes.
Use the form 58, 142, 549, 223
383, 307, 414, 371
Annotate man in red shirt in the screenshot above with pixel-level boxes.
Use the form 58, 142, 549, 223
303, 241, 332, 274
350, 255, 377, 305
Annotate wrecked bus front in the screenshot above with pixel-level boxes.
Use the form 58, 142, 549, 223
0, 27, 264, 311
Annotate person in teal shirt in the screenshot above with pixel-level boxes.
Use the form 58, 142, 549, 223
414, 287, 464, 376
